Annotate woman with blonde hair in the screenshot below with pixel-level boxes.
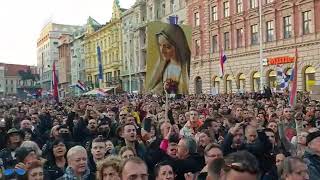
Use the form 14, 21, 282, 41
96, 155, 121, 180
146, 24, 190, 94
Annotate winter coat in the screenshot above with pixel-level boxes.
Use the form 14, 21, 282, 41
303, 149, 320, 180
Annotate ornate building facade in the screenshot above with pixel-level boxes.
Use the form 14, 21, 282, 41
84, 0, 125, 89
187, 0, 320, 94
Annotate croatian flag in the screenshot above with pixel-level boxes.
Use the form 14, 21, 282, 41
76, 80, 87, 92
219, 50, 227, 77
97, 88, 106, 96
289, 48, 298, 107
52, 61, 59, 103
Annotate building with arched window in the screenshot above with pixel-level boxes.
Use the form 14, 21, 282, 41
187, 0, 319, 94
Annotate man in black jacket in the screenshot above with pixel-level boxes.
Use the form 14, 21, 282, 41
172, 137, 205, 180
222, 122, 276, 180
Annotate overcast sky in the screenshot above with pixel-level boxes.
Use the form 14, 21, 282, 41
0, 0, 136, 66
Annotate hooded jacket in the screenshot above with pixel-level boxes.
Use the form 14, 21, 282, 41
146, 24, 190, 95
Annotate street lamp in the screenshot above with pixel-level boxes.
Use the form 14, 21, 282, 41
128, 27, 133, 93
259, 0, 264, 93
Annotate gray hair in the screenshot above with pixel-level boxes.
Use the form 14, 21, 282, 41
67, 145, 87, 160
20, 141, 42, 156
182, 137, 197, 154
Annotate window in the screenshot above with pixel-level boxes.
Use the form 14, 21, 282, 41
223, 1, 230, 17
266, 0, 274, 3
283, 16, 292, 39
194, 12, 200, 26
11, 80, 13, 84
224, 32, 230, 50
149, 6, 153, 20
6, 80, 7, 84
195, 39, 200, 56
302, 11, 311, 34
170, 0, 174, 13
211, 6, 218, 22
236, 0, 243, 13
236, 28, 243, 48
162, 3, 166, 16
250, 0, 257, 9
251, 24, 258, 45
211, 35, 218, 53
266, 21, 274, 42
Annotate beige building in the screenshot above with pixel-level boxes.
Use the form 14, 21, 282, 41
84, 0, 125, 89
57, 34, 73, 97
187, 0, 320, 94
37, 23, 81, 92
0, 63, 38, 95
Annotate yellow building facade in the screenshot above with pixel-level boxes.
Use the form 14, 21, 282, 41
84, 0, 125, 89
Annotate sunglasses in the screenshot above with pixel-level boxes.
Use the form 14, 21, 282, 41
3, 168, 26, 176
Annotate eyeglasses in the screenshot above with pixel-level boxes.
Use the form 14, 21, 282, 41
120, 114, 127, 116
3, 168, 26, 176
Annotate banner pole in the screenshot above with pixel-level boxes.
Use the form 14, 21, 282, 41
165, 92, 169, 121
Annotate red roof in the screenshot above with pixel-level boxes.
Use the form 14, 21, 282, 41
0, 63, 37, 76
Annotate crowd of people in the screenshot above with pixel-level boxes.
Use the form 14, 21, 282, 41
0, 92, 319, 180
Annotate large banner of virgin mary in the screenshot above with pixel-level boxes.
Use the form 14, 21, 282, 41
145, 22, 192, 95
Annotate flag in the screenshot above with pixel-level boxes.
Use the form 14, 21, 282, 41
76, 80, 87, 92
23, 89, 32, 96
276, 65, 289, 90
219, 49, 227, 77
169, 15, 178, 25
52, 61, 59, 103
96, 88, 106, 96
97, 46, 103, 87
289, 48, 298, 107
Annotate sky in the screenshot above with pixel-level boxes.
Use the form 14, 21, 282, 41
0, 0, 136, 66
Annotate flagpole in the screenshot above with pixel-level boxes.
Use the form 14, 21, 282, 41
259, 0, 264, 93
209, 52, 212, 94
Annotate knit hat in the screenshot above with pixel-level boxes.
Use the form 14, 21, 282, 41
15, 147, 35, 163
306, 131, 320, 145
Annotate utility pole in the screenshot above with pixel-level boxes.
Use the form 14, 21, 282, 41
259, 0, 264, 93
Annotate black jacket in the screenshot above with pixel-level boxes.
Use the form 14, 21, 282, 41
170, 154, 205, 180
43, 161, 66, 180
0, 147, 17, 169
303, 149, 320, 180
222, 130, 274, 174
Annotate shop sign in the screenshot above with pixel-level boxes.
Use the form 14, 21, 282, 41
268, 56, 295, 65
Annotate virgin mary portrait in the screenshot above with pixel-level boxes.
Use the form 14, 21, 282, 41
147, 24, 191, 94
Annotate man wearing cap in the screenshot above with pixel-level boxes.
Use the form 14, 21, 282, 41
0, 128, 24, 168
303, 130, 320, 179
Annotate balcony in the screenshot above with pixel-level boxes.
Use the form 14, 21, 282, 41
105, 77, 121, 86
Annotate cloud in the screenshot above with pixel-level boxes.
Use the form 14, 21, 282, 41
0, 0, 135, 65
